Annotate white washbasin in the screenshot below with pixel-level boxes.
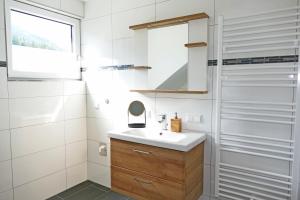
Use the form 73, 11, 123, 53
108, 128, 206, 152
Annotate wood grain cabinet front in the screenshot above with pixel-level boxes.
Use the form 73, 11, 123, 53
111, 139, 204, 200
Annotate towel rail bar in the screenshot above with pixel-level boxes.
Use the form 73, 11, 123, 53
220, 168, 292, 185
219, 178, 291, 197
219, 189, 264, 200
224, 12, 300, 26
221, 142, 293, 156
222, 83, 297, 87
221, 78, 297, 81
219, 193, 246, 200
219, 183, 288, 200
222, 71, 298, 76
224, 32, 300, 43
222, 65, 298, 71
225, 46, 299, 54
221, 132, 295, 143
224, 26, 300, 37
221, 100, 296, 106
221, 111, 295, 118
220, 137, 294, 149
219, 173, 292, 191
221, 116, 295, 124
220, 163, 293, 179
221, 148, 293, 161
224, 6, 300, 20
224, 19, 300, 32
224, 39, 299, 48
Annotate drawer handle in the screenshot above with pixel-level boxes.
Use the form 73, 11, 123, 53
134, 178, 153, 185
133, 149, 151, 155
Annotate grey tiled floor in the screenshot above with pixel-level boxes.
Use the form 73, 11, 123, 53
47, 181, 132, 200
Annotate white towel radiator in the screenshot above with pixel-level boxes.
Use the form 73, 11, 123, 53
215, 7, 300, 200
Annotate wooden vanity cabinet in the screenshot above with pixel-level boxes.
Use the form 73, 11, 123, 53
111, 139, 204, 200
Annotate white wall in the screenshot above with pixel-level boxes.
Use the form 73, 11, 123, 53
27, 0, 84, 17
0, 0, 5, 61
82, 0, 299, 200
0, 0, 87, 199
0, 67, 87, 200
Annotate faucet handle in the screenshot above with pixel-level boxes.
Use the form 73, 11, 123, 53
157, 114, 167, 122
159, 114, 166, 119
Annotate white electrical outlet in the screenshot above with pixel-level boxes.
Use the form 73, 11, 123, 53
184, 114, 203, 123
184, 114, 193, 123
193, 115, 203, 123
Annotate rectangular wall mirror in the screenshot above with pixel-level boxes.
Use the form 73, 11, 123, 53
148, 24, 188, 90
130, 13, 209, 94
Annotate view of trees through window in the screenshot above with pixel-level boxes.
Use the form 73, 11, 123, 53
12, 26, 64, 51
8, 8, 80, 78
11, 10, 73, 52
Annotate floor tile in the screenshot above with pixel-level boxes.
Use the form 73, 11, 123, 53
57, 181, 91, 198
64, 186, 107, 200
48, 181, 131, 200
47, 196, 63, 200
95, 192, 129, 200
89, 182, 110, 192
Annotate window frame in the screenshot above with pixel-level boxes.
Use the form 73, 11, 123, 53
5, 0, 81, 80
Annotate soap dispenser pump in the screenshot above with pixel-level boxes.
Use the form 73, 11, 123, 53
171, 112, 182, 133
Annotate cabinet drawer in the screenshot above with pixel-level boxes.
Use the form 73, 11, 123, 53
111, 139, 185, 182
112, 166, 184, 200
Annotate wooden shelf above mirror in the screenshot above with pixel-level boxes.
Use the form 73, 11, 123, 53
130, 89, 208, 94
185, 42, 207, 48
129, 12, 209, 30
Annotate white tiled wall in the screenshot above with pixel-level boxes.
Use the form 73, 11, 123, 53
61, 0, 84, 16
11, 122, 65, 158
0, 0, 6, 62
0, 68, 87, 199
112, 5, 155, 39
0, 0, 4, 28
66, 162, 88, 189
0, 190, 13, 200
9, 97, 65, 128
14, 170, 67, 200
0, 29, 5, 61
0, 0, 87, 199
84, 0, 111, 20
82, 0, 299, 200
27, 0, 84, 16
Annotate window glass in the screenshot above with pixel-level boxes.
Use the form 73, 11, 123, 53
6, 0, 81, 79
11, 10, 72, 52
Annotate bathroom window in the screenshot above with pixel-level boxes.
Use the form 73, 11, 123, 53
5, 0, 81, 79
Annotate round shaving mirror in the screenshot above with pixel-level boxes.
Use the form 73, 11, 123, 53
128, 101, 146, 128
128, 101, 145, 116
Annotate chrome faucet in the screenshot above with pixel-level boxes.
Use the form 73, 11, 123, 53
158, 114, 168, 130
